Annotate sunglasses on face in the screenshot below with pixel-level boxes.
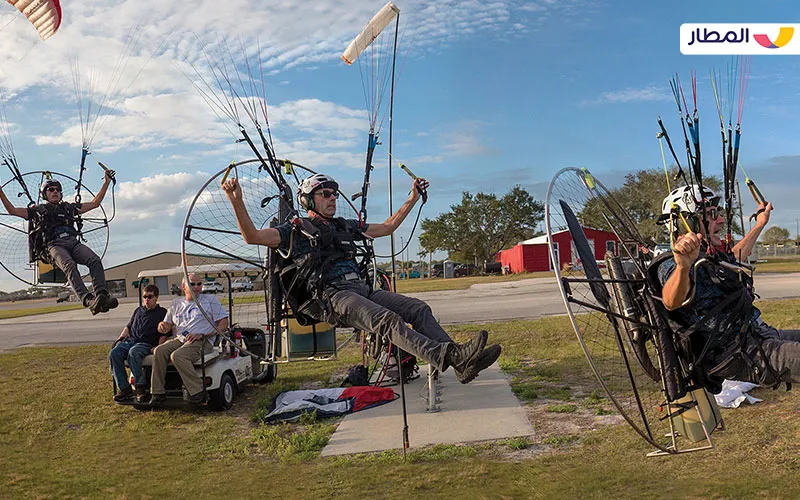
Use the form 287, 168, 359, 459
142, 294, 156, 299
314, 189, 339, 199
47, 187, 62, 193
189, 282, 203, 287
704, 207, 722, 220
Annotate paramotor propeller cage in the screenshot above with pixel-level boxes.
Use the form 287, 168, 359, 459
180, 158, 386, 372
546, 167, 724, 456
0, 170, 110, 286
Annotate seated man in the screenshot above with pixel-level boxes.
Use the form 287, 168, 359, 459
222, 173, 501, 384
109, 284, 168, 403
149, 273, 229, 406
0, 172, 118, 314
657, 185, 800, 388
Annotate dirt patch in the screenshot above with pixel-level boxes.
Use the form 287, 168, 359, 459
495, 357, 627, 459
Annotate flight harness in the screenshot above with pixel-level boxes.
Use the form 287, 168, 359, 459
277, 216, 372, 326
26, 202, 81, 265
648, 251, 792, 393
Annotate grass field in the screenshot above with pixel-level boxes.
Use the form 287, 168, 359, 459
1, 299, 798, 498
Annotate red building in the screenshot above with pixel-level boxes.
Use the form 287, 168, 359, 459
496, 227, 618, 273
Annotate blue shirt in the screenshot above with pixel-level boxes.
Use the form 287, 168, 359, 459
274, 218, 368, 283
657, 254, 760, 332
126, 304, 168, 346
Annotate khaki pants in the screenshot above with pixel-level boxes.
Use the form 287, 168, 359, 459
150, 338, 213, 397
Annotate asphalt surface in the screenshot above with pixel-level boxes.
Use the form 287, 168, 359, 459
1, 273, 799, 352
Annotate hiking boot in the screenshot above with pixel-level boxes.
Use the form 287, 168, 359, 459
100, 292, 119, 312
455, 344, 502, 384
149, 393, 167, 407
113, 386, 134, 402
82, 293, 95, 308
88, 294, 105, 315
135, 385, 150, 404
187, 391, 208, 405
92, 292, 118, 314
444, 330, 487, 373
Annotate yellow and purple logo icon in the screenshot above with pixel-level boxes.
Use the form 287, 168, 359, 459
753, 26, 794, 48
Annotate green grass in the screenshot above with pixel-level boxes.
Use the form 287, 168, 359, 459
393, 271, 553, 293
1, 301, 799, 498
0, 303, 84, 319
546, 404, 577, 413
755, 261, 800, 273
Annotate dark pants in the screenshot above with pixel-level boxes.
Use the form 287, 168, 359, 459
750, 324, 800, 385
47, 236, 106, 303
324, 281, 452, 371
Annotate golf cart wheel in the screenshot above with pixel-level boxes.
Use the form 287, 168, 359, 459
209, 372, 236, 411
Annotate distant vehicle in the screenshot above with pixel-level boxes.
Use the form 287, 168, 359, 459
408, 270, 421, 279
202, 281, 224, 294
170, 284, 181, 295
231, 277, 253, 292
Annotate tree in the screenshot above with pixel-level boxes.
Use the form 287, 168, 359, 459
420, 185, 544, 264
578, 167, 732, 244
762, 226, 790, 255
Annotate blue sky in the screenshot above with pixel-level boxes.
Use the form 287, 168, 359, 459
1, 0, 799, 291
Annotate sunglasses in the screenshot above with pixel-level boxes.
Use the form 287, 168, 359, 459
46, 187, 62, 193
703, 207, 722, 220
315, 189, 339, 199
189, 281, 204, 287
142, 294, 156, 299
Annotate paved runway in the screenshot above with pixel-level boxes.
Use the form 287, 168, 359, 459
2, 273, 799, 352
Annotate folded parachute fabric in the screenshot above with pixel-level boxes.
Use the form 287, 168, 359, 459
265, 386, 396, 423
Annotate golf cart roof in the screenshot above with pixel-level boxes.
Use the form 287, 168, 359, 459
137, 262, 262, 279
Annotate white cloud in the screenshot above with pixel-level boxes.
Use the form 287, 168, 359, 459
114, 171, 210, 221
582, 85, 671, 106
439, 121, 493, 156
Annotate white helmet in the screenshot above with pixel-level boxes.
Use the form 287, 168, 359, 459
297, 173, 339, 210
658, 184, 719, 223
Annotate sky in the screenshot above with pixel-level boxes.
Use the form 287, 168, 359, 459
1, 0, 799, 292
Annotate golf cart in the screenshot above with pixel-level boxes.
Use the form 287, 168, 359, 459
112, 263, 274, 411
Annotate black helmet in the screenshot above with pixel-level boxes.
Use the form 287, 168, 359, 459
40, 179, 63, 200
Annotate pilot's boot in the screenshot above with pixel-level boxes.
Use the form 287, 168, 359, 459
96, 291, 119, 313
455, 344, 502, 384
444, 330, 487, 373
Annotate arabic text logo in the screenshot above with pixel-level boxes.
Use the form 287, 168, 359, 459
753, 26, 794, 48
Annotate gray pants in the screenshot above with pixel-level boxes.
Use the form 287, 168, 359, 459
47, 236, 106, 303
748, 323, 800, 385
324, 281, 452, 371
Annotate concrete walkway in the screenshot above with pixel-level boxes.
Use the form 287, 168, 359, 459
321, 363, 534, 456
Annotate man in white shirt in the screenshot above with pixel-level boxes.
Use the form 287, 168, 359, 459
149, 273, 229, 406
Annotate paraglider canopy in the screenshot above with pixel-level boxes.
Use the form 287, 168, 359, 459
6, 0, 62, 41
